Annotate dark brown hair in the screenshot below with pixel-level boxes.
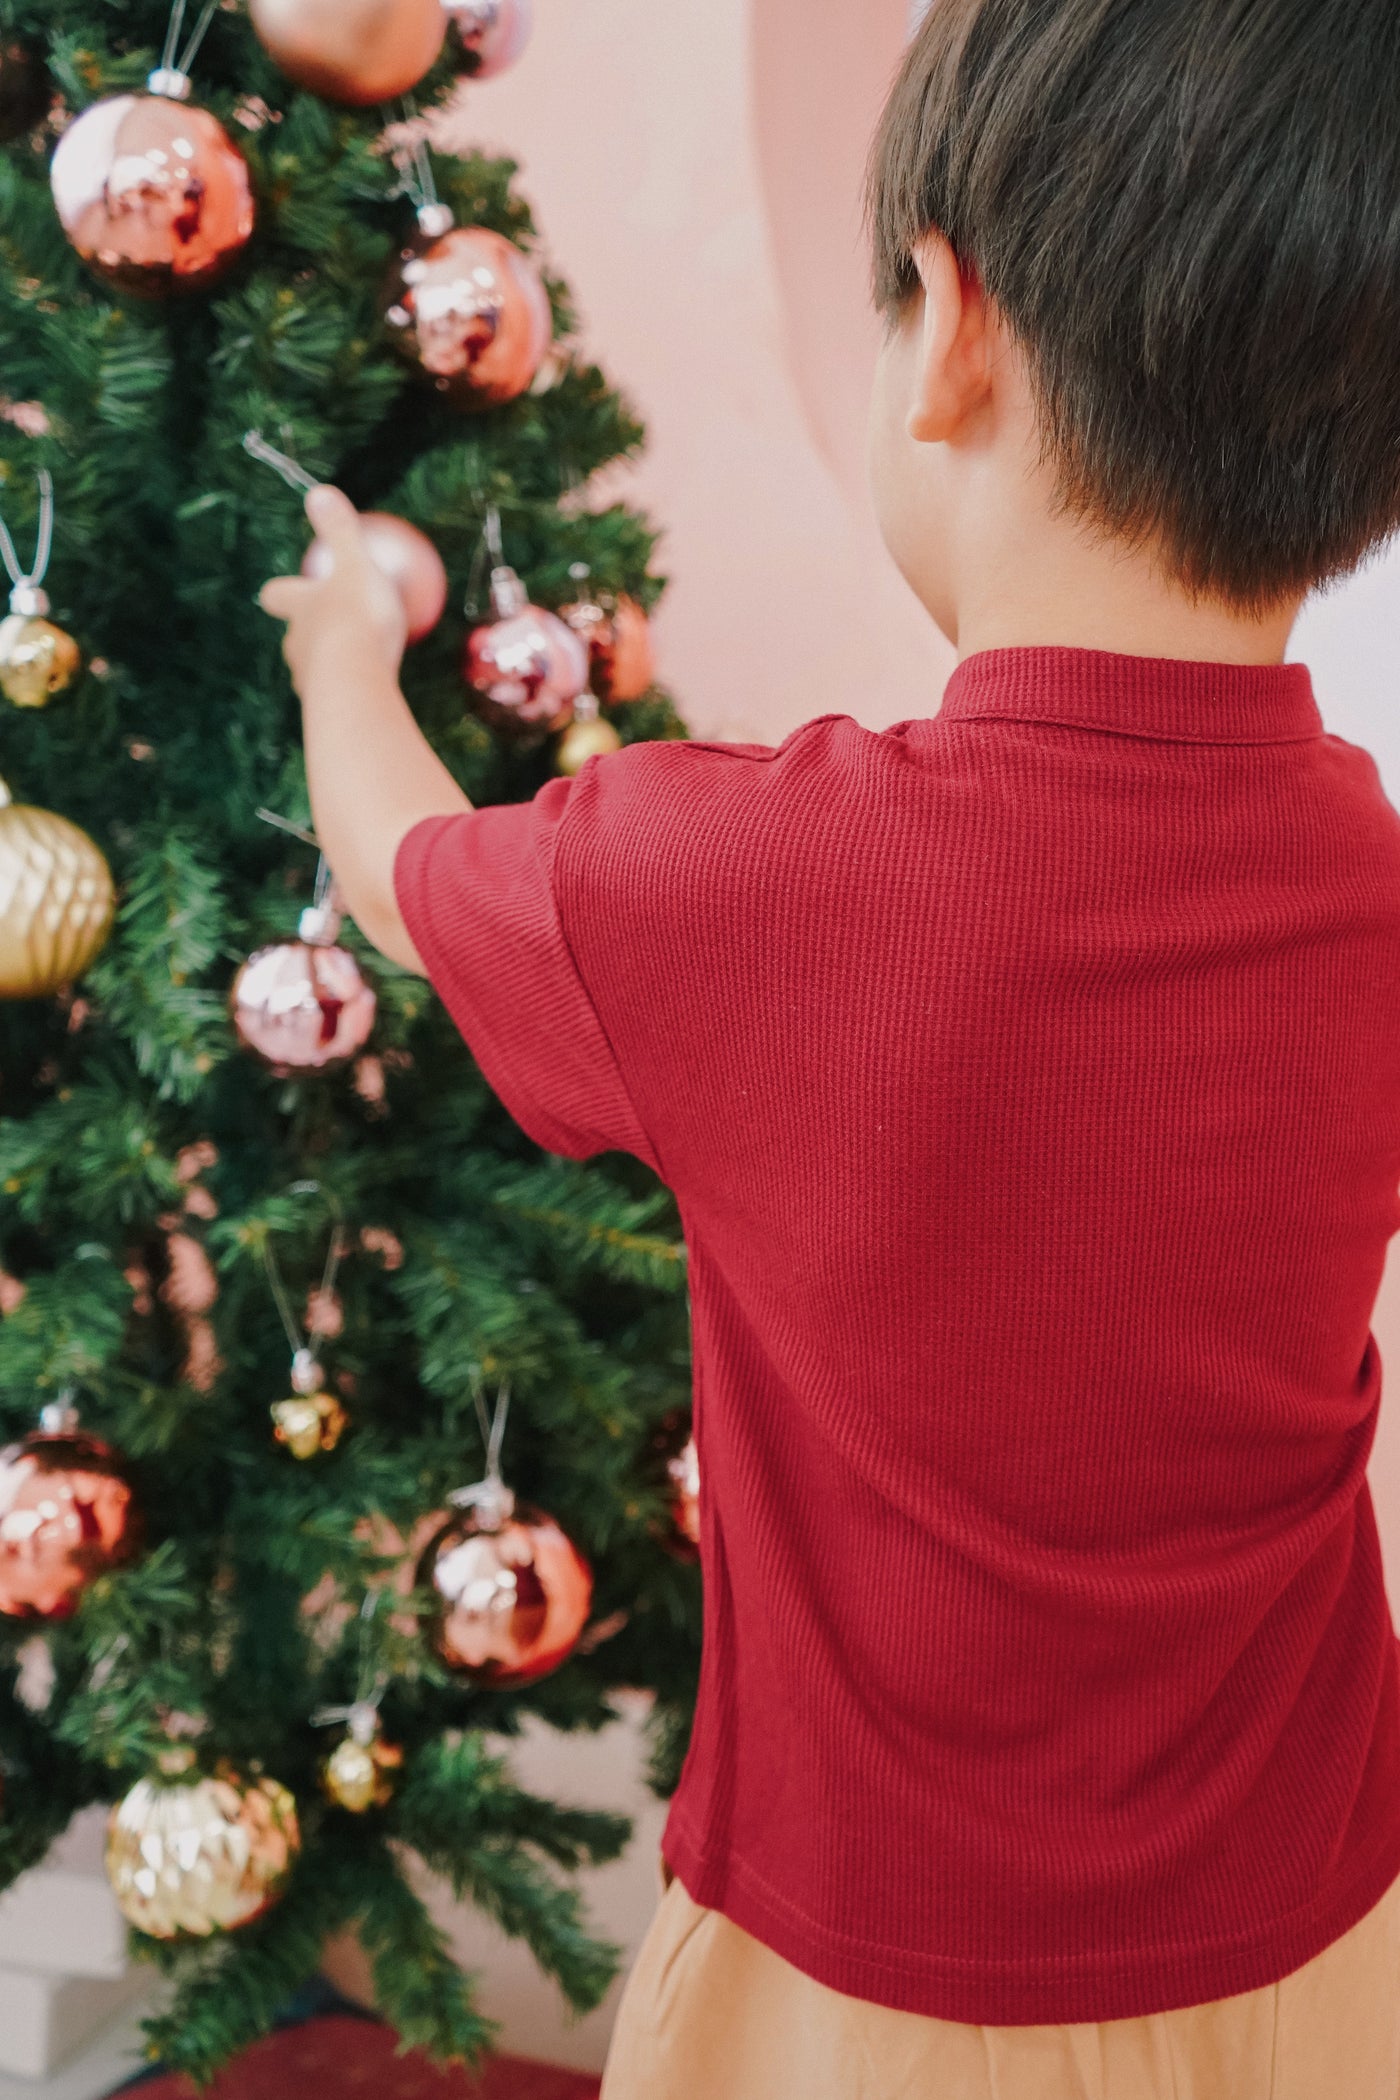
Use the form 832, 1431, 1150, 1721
867, 0, 1400, 606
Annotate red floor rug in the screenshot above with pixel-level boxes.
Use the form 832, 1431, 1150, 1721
127, 2016, 602, 2100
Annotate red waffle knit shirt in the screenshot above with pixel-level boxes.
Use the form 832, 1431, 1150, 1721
394, 646, 1400, 2026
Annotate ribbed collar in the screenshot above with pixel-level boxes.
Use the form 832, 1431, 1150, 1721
934, 646, 1322, 745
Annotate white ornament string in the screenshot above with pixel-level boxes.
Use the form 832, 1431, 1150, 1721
260, 1182, 345, 1392
0, 469, 55, 597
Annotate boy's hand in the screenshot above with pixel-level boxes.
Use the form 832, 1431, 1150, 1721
259, 485, 409, 698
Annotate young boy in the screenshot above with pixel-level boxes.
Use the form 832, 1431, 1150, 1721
259, 0, 1400, 2091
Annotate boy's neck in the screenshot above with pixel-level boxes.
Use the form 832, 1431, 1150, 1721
948, 513, 1304, 672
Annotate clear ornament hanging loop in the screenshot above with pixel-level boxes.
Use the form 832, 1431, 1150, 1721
393, 95, 453, 238
0, 469, 55, 618
242, 428, 318, 495
150, 0, 222, 98
312, 1592, 389, 1742
449, 1369, 515, 1525
261, 1182, 346, 1398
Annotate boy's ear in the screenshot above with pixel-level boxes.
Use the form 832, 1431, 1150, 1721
905, 230, 995, 444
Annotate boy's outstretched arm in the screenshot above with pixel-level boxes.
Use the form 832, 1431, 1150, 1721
257, 483, 473, 974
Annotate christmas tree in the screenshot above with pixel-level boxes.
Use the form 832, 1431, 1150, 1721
0, 0, 701, 2078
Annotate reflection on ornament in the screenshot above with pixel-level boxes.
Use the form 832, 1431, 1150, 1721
106, 1769, 301, 1938
303, 512, 447, 643
249, 0, 446, 105
271, 1388, 348, 1459
50, 78, 254, 297
418, 1478, 593, 1687
384, 224, 551, 408
466, 564, 587, 738
0, 780, 115, 998
0, 610, 80, 709
0, 1415, 143, 1619
0, 40, 48, 143
555, 693, 621, 777
446, 0, 533, 78
560, 591, 655, 703
650, 1409, 700, 1563
232, 890, 376, 1075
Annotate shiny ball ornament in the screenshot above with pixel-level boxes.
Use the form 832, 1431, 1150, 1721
466, 565, 587, 738
649, 1410, 700, 1562
106, 1769, 300, 1939
0, 782, 115, 999
0, 41, 49, 143
418, 1480, 593, 1687
302, 512, 447, 644
446, 0, 533, 78
249, 0, 447, 105
50, 80, 254, 298
0, 605, 81, 709
323, 1716, 403, 1813
560, 592, 655, 703
384, 224, 552, 408
271, 1375, 349, 1460
555, 696, 622, 777
0, 1421, 143, 1620
232, 898, 376, 1075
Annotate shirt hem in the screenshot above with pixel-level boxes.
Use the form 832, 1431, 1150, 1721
659, 1802, 1400, 2026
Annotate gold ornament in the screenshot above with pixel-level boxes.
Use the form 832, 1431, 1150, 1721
0, 778, 115, 998
556, 693, 622, 777
0, 611, 80, 708
271, 1388, 348, 1459
106, 1768, 301, 1939
323, 1717, 403, 1813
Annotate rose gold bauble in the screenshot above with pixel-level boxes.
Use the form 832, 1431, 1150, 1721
106, 1769, 300, 1938
560, 593, 655, 702
445, 0, 533, 78
0, 1429, 143, 1619
418, 1500, 593, 1687
0, 783, 115, 998
302, 513, 447, 643
50, 93, 254, 297
248, 0, 446, 105
384, 225, 551, 408
466, 568, 587, 737
232, 940, 376, 1074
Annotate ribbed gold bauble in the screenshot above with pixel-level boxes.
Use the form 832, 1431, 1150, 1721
106, 1769, 301, 1939
0, 779, 114, 997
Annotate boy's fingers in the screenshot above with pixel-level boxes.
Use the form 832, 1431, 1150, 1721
304, 483, 368, 564
258, 576, 313, 621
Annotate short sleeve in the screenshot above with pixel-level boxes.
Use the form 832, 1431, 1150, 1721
393, 774, 662, 1173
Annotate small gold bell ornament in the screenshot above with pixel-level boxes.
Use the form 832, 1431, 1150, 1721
271, 1349, 349, 1460
318, 1697, 403, 1813
106, 1749, 302, 1940
0, 772, 115, 999
0, 471, 81, 709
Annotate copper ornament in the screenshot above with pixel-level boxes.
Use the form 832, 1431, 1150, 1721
0, 1426, 143, 1619
249, 0, 446, 105
419, 1493, 593, 1687
446, 0, 533, 78
271, 1388, 348, 1459
649, 1410, 701, 1562
0, 612, 81, 708
50, 91, 254, 297
384, 225, 552, 408
0, 783, 115, 998
466, 565, 587, 737
302, 511, 447, 643
560, 592, 655, 703
106, 1769, 301, 1939
323, 1725, 403, 1813
232, 938, 376, 1074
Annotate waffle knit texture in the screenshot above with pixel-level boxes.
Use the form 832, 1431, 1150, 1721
395, 645, 1400, 2025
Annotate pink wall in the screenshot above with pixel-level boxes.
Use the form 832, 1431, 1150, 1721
443, 0, 951, 745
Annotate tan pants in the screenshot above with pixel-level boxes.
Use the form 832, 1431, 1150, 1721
600, 1855, 1400, 2099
